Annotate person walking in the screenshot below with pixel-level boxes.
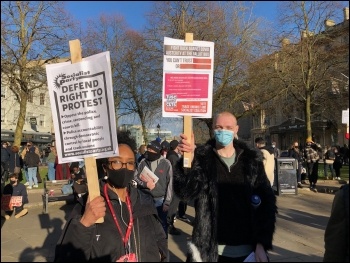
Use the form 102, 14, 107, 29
24, 147, 40, 189
304, 138, 322, 192
54, 132, 168, 262
323, 145, 336, 180
175, 111, 277, 262
134, 140, 173, 237
289, 141, 304, 188
323, 183, 349, 262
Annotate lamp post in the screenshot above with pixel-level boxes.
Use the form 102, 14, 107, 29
157, 124, 160, 139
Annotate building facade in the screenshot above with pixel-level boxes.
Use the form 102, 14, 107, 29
250, 7, 349, 150
1, 83, 53, 148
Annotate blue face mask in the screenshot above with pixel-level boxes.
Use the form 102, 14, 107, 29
214, 130, 234, 146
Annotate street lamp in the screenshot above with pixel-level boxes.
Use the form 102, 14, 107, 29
157, 124, 160, 138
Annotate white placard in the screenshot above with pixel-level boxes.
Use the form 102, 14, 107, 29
342, 109, 349, 124
162, 37, 214, 118
46, 51, 118, 163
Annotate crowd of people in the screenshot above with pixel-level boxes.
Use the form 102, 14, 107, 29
1, 113, 349, 261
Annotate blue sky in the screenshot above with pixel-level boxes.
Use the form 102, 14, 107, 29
65, 1, 279, 30
64, 1, 280, 136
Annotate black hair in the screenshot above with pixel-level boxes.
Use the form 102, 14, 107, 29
255, 137, 265, 144
96, 130, 137, 178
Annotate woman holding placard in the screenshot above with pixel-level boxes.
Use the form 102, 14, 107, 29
55, 132, 168, 262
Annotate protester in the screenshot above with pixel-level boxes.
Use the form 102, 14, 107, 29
323, 183, 349, 262
21, 142, 41, 185
54, 132, 168, 262
1, 173, 28, 219
46, 146, 57, 181
174, 111, 277, 262
136, 144, 146, 165
42, 144, 51, 165
134, 140, 173, 237
255, 137, 275, 187
166, 139, 182, 236
304, 138, 322, 192
339, 144, 349, 165
24, 146, 40, 189
271, 141, 281, 159
289, 141, 304, 188
7, 145, 21, 177
1, 141, 11, 183
333, 147, 344, 180
323, 145, 335, 180
170, 140, 191, 225
69, 162, 87, 198
54, 155, 71, 180
161, 140, 170, 158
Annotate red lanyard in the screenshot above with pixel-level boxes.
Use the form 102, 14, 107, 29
103, 184, 134, 247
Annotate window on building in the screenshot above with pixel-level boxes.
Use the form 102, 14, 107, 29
26, 112, 33, 124
40, 114, 45, 126
40, 93, 45, 105
1, 85, 5, 98
27, 91, 34, 103
1, 108, 5, 122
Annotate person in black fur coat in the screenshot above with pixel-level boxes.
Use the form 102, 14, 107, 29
174, 112, 277, 262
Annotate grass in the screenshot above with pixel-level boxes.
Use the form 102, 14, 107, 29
318, 164, 349, 181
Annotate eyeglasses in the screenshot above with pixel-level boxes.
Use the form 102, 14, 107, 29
108, 160, 136, 171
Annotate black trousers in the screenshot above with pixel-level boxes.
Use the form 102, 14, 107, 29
167, 193, 180, 225
178, 200, 188, 217
307, 161, 319, 186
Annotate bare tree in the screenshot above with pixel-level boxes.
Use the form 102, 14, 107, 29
271, 1, 348, 140
80, 14, 162, 144
143, 1, 268, 138
1, 1, 76, 146
117, 30, 163, 144
79, 13, 129, 130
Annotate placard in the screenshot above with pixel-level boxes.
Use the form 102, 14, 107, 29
162, 37, 214, 118
46, 51, 118, 163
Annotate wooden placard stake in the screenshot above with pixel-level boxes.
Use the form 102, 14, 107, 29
183, 33, 193, 168
69, 39, 103, 223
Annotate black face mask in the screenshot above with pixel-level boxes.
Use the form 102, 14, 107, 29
10, 180, 16, 185
107, 168, 134, 189
145, 151, 160, 162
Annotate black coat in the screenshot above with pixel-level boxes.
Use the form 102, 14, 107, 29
55, 180, 168, 262
173, 138, 277, 262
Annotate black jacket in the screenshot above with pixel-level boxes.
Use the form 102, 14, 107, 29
54, 180, 168, 262
24, 151, 40, 167
173, 138, 277, 262
166, 149, 180, 167
3, 182, 29, 204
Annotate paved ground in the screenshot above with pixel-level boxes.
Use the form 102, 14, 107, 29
1, 179, 348, 262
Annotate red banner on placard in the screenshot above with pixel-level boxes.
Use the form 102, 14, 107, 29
164, 101, 207, 113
